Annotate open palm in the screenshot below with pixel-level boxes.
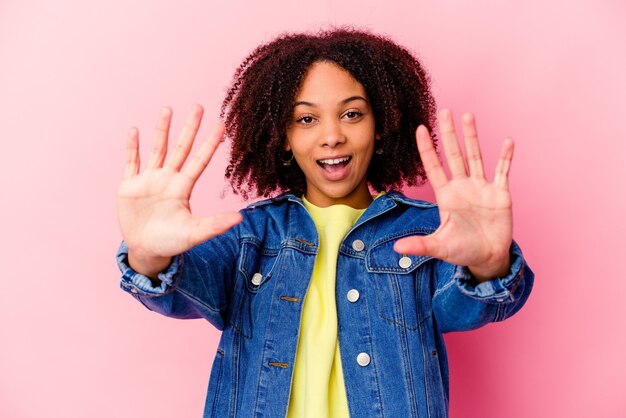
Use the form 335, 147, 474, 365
117, 105, 242, 276
394, 109, 514, 281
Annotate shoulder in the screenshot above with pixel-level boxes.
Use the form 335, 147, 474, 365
240, 193, 304, 220
234, 193, 314, 243
384, 190, 437, 209
244, 192, 300, 209
367, 190, 440, 233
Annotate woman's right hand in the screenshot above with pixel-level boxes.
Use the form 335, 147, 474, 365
117, 104, 242, 278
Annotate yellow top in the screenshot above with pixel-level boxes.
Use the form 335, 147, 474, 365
286, 197, 366, 418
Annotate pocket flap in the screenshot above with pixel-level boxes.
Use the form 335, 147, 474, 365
366, 235, 434, 274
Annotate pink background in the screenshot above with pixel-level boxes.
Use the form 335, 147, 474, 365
1, 1, 625, 417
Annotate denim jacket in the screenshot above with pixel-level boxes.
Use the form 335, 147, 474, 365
116, 191, 533, 418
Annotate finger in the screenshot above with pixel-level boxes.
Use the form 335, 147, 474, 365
461, 113, 486, 180
439, 109, 468, 179
416, 125, 448, 189
494, 138, 515, 189
189, 212, 243, 246
393, 235, 444, 260
124, 127, 140, 178
147, 107, 172, 169
183, 124, 225, 186
165, 104, 204, 171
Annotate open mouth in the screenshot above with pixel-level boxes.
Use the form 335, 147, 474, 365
317, 156, 351, 172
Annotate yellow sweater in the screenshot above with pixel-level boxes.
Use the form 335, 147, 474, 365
286, 198, 365, 418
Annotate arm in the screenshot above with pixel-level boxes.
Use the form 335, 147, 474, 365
116, 227, 240, 329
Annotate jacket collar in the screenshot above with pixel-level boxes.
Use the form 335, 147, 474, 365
247, 190, 435, 213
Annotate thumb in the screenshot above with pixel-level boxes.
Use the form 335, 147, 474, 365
393, 235, 443, 259
188, 212, 243, 246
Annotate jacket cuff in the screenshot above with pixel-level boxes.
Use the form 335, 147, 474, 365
116, 241, 182, 296
454, 241, 525, 303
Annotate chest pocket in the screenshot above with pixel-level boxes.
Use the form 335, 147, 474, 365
366, 237, 434, 330
230, 240, 281, 339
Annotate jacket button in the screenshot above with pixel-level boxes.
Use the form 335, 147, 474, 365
399, 256, 412, 269
251, 273, 263, 286
356, 352, 371, 367
346, 289, 360, 302
352, 239, 365, 252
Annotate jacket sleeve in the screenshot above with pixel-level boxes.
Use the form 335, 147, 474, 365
431, 240, 534, 333
115, 225, 241, 331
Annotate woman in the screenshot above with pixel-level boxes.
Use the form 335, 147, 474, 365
116, 29, 533, 417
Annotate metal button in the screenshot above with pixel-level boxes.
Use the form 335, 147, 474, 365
352, 239, 365, 252
356, 352, 371, 367
399, 256, 412, 269
251, 273, 263, 286
346, 289, 360, 302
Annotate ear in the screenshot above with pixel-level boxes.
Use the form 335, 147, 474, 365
375, 133, 382, 141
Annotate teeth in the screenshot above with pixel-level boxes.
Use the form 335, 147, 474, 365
319, 157, 350, 165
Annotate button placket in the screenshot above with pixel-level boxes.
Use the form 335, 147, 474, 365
347, 240, 367, 371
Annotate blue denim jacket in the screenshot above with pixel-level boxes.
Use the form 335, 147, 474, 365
117, 191, 533, 418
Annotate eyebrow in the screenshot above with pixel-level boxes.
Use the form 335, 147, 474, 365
293, 95, 369, 108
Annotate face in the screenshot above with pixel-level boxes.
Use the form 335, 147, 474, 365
286, 61, 378, 209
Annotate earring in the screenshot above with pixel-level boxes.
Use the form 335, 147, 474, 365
375, 148, 384, 155
281, 151, 294, 166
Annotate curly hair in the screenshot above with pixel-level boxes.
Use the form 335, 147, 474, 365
221, 28, 437, 199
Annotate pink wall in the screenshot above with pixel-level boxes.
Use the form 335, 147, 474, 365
1, 1, 625, 417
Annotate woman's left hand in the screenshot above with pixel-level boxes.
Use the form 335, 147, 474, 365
393, 109, 514, 282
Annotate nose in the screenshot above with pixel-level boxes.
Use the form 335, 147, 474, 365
320, 119, 346, 148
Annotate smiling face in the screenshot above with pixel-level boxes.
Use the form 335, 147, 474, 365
285, 61, 378, 209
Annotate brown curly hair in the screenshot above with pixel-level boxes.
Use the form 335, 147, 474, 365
221, 28, 436, 199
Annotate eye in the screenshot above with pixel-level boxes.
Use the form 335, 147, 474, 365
295, 115, 316, 125
343, 110, 363, 120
